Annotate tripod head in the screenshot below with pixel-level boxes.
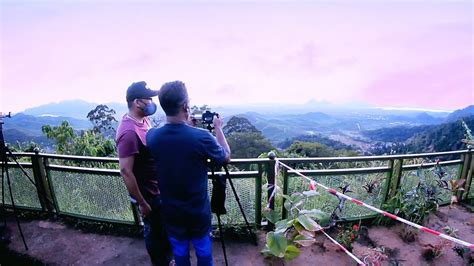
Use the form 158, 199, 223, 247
0, 112, 11, 126
0, 112, 11, 158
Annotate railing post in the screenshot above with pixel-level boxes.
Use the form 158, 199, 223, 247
282, 166, 289, 219
267, 152, 276, 210
388, 159, 403, 198
266, 152, 276, 229
382, 159, 395, 204
255, 163, 263, 228
460, 149, 473, 201
31, 150, 55, 213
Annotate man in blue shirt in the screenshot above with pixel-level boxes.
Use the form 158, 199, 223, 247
147, 80, 231, 266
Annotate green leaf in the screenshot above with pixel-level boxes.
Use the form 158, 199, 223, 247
261, 246, 272, 258
293, 221, 315, 238
299, 209, 330, 227
263, 209, 280, 224
275, 219, 292, 234
297, 215, 321, 232
293, 234, 316, 247
290, 192, 304, 203
266, 232, 288, 258
284, 245, 301, 260
281, 194, 291, 202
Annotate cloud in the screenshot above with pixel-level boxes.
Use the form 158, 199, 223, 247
362, 57, 473, 109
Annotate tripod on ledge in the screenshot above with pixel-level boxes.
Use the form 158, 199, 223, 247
0, 112, 28, 250
0, 112, 56, 250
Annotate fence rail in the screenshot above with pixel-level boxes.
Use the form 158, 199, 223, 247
1, 149, 473, 227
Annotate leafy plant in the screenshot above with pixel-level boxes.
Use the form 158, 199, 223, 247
376, 173, 440, 225
422, 240, 451, 261
262, 189, 330, 260
448, 179, 466, 205
399, 225, 418, 243
403, 181, 440, 224
443, 226, 459, 238
433, 160, 466, 206
374, 192, 404, 226
336, 223, 360, 251
461, 119, 473, 149
328, 184, 353, 225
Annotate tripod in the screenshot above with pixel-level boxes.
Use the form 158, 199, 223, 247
0, 112, 29, 250
0, 112, 56, 250
210, 165, 257, 266
205, 118, 257, 266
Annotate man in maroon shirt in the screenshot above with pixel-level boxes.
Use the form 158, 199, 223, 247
116, 81, 172, 266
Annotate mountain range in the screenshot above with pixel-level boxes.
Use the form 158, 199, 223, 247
4, 100, 474, 153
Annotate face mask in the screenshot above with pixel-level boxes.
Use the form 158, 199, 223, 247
138, 101, 157, 116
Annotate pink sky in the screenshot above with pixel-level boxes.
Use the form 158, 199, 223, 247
1, 0, 473, 113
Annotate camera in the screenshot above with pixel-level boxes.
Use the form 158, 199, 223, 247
201, 110, 219, 125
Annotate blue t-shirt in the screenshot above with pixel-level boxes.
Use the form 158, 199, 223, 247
146, 123, 227, 239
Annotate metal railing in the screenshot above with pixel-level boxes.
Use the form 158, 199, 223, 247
1, 149, 473, 226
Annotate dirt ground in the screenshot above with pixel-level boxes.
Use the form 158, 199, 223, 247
1, 205, 473, 266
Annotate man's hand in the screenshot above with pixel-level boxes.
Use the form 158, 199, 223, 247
213, 116, 224, 130
139, 201, 152, 218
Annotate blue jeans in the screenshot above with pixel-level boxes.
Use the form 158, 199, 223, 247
142, 197, 173, 266
168, 234, 213, 266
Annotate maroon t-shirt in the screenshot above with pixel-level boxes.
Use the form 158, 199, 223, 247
116, 114, 159, 203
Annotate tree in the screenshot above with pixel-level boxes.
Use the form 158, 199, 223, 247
87, 104, 118, 137
286, 141, 335, 157
223, 116, 260, 135
42, 121, 75, 154
73, 130, 116, 157
223, 116, 274, 158
42, 120, 116, 157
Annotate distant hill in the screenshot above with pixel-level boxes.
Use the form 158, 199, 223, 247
446, 105, 474, 122
3, 128, 53, 148
239, 109, 448, 144
3, 113, 91, 136
23, 100, 128, 120
223, 116, 260, 135
278, 134, 354, 151
405, 115, 474, 153
362, 125, 434, 143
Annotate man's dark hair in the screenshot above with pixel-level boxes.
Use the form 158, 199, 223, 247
127, 100, 133, 109
159, 81, 189, 116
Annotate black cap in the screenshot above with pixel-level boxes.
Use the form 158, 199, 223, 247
126, 81, 159, 102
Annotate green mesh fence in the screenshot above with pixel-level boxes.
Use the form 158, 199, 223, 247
3, 151, 472, 226
210, 177, 256, 225
286, 172, 388, 219
48, 170, 134, 223
399, 164, 460, 205
0, 165, 42, 209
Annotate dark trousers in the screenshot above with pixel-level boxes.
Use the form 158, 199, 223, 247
168, 234, 213, 266
142, 196, 173, 266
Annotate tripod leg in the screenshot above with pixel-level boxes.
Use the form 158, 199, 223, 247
5, 165, 28, 250
227, 177, 257, 246
217, 215, 228, 266
6, 148, 56, 209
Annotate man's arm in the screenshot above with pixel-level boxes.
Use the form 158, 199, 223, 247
119, 156, 151, 217
213, 116, 231, 162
